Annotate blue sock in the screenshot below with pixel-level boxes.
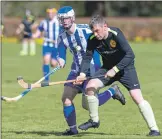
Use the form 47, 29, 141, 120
43, 64, 49, 81
108, 87, 116, 96
63, 104, 77, 132
98, 87, 115, 106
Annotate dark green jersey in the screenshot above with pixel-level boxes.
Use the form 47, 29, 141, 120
80, 27, 135, 74
22, 16, 35, 33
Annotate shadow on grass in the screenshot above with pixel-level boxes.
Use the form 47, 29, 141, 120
3, 130, 141, 137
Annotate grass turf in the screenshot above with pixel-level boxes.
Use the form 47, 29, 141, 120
1, 41, 162, 139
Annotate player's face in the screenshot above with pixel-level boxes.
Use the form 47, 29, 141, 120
92, 24, 107, 40
48, 12, 56, 20
61, 17, 73, 29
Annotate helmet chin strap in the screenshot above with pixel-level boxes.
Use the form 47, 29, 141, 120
63, 17, 74, 30
64, 25, 72, 30
64, 22, 74, 31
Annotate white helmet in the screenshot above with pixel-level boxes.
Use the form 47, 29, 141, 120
57, 6, 75, 30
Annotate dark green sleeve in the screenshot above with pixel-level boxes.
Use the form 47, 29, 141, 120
80, 37, 95, 75
116, 28, 135, 70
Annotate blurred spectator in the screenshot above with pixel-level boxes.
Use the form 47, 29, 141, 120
16, 10, 38, 56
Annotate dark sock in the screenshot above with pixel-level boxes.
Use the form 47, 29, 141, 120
43, 64, 49, 81
63, 104, 77, 132
98, 87, 115, 106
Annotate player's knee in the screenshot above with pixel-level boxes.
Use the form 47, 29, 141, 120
22, 40, 28, 45
85, 87, 98, 96
85, 80, 98, 95
43, 60, 50, 65
43, 55, 51, 65
61, 86, 77, 105
30, 40, 35, 46
62, 98, 72, 106
51, 59, 58, 68
86, 79, 101, 89
130, 89, 144, 104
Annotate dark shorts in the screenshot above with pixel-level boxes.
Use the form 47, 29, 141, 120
42, 46, 57, 58
23, 34, 32, 39
94, 68, 140, 91
64, 71, 89, 93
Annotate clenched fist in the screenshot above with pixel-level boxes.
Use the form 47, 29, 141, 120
105, 68, 116, 78
73, 73, 86, 85
57, 58, 65, 68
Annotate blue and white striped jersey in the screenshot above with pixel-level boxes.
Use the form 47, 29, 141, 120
57, 24, 101, 74
38, 17, 60, 47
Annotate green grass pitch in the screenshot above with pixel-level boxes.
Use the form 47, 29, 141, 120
1, 41, 162, 139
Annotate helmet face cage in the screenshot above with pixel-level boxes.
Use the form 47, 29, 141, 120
58, 15, 74, 25
57, 6, 75, 30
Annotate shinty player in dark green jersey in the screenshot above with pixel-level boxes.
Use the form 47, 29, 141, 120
16, 11, 37, 56
75, 14, 160, 136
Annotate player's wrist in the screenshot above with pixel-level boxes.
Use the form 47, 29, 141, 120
113, 66, 119, 73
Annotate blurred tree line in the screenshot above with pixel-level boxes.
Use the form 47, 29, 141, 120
1, 1, 162, 18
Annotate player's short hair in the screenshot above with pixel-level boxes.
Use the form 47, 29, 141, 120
89, 14, 107, 29
46, 8, 57, 13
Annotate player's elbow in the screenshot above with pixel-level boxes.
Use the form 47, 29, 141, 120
129, 51, 135, 59
132, 51, 135, 59
127, 49, 135, 60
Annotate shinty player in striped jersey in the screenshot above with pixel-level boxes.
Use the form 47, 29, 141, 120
32, 8, 60, 82
51, 6, 126, 135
